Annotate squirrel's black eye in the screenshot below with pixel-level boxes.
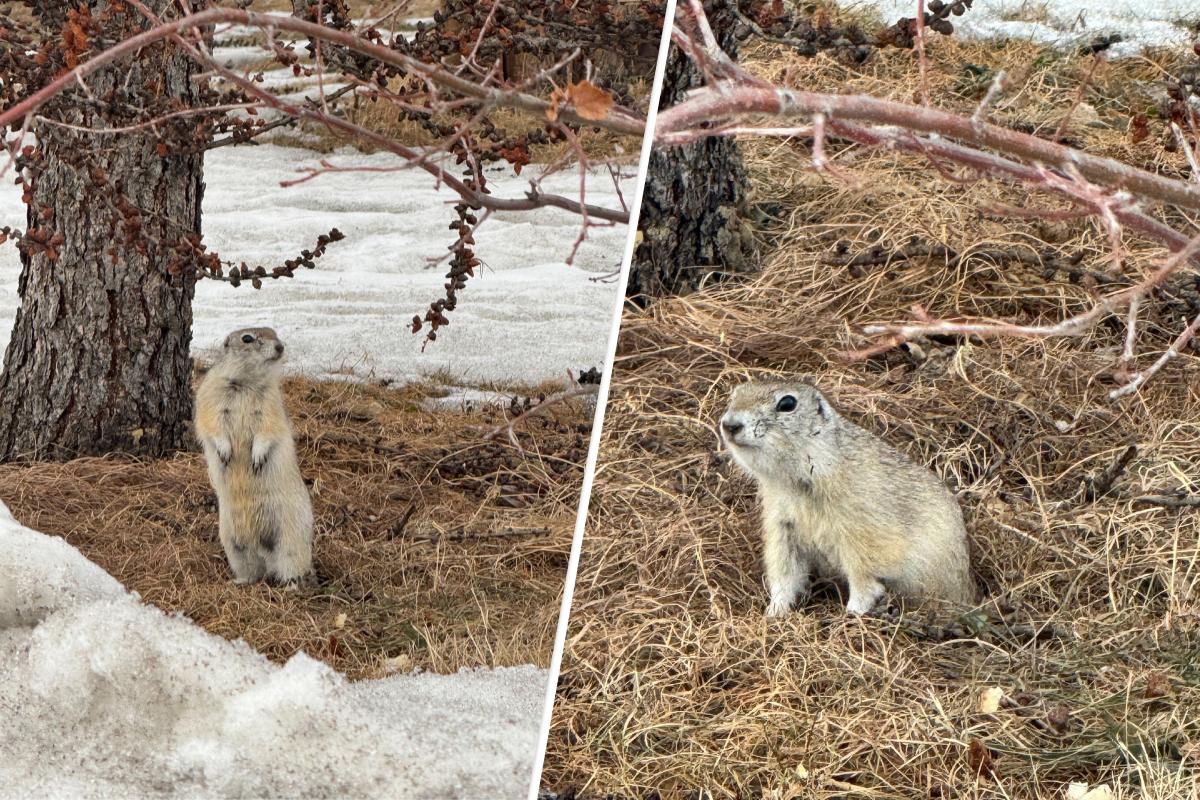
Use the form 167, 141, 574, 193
776, 395, 797, 413
241, 334, 255, 344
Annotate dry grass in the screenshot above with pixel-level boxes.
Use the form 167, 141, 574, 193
542, 29, 1200, 800
0, 375, 591, 680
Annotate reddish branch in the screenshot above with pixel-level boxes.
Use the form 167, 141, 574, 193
0, 8, 644, 137
657, 1, 1200, 397
2, 7, 636, 224
655, 85, 1200, 212
822, 121, 1200, 267
1110, 310, 1200, 398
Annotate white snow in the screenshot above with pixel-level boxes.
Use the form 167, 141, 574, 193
0, 144, 630, 389
0, 502, 547, 799
422, 387, 523, 411
859, 1, 1199, 58
0, 503, 124, 629
193, 145, 627, 385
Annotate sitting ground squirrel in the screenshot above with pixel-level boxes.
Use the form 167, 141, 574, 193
195, 327, 313, 584
720, 379, 973, 616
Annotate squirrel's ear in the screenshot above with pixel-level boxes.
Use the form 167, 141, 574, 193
815, 393, 831, 421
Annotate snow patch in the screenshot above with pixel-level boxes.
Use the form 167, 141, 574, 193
0, 508, 546, 798
0, 144, 628, 388
0, 500, 125, 628
422, 387, 520, 411
860, 0, 1198, 58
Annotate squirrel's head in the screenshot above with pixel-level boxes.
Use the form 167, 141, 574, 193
220, 327, 285, 375
719, 379, 838, 481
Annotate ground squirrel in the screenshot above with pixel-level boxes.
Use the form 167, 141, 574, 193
195, 327, 313, 584
720, 379, 973, 616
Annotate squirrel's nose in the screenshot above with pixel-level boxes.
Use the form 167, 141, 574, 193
721, 419, 744, 438
275, 342, 284, 355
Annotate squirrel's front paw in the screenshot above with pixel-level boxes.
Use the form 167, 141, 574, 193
846, 591, 887, 616
846, 577, 886, 616
213, 437, 233, 466
251, 438, 274, 473
845, 600, 870, 616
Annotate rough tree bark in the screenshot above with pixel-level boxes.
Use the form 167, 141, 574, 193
0, 1, 204, 460
628, 1, 756, 301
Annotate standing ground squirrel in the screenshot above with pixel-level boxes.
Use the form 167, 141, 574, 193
195, 327, 313, 584
720, 379, 973, 616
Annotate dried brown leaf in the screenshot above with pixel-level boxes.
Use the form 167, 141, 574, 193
966, 739, 994, 776
565, 80, 614, 121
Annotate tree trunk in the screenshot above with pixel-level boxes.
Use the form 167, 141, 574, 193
628, 2, 756, 301
0, 1, 204, 461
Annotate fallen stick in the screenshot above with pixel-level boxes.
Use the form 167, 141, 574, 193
484, 385, 599, 448
1131, 494, 1200, 509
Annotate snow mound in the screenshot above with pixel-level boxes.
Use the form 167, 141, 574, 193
0, 501, 124, 628
0, 509, 546, 799
863, 1, 1197, 58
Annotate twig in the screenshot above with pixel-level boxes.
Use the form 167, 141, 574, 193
484, 385, 598, 447
311, 431, 406, 455
972, 69, 1008, 122
915, 0, 929, 107
1083, 444, 1137, 501
1052, 53, 1102, 143
387, 501, 418, 539
1132, 494, 1200, 509
403, 525, 552, 544
1172, 122, 1200, 184
461, 0, 502, 73
823, 238, 1083, 275
829, 608, 1069, 645
1109, 310, 1200, 399
848, 231, 1200, 349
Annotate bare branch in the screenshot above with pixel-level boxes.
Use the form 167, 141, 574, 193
852, 233, 1200, 348
972, 70, 1009, 122
483, 385, 599, 448
0, 8, 644, 138
655, 86, 1200, 212
1110, 311, 1200, 399
171, 32, 631, 223
1172, 122, 1200, 184
915, 0, 929, 107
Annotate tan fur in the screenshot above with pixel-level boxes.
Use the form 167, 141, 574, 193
194, 327, 313, 584
720, 380, 973, 616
